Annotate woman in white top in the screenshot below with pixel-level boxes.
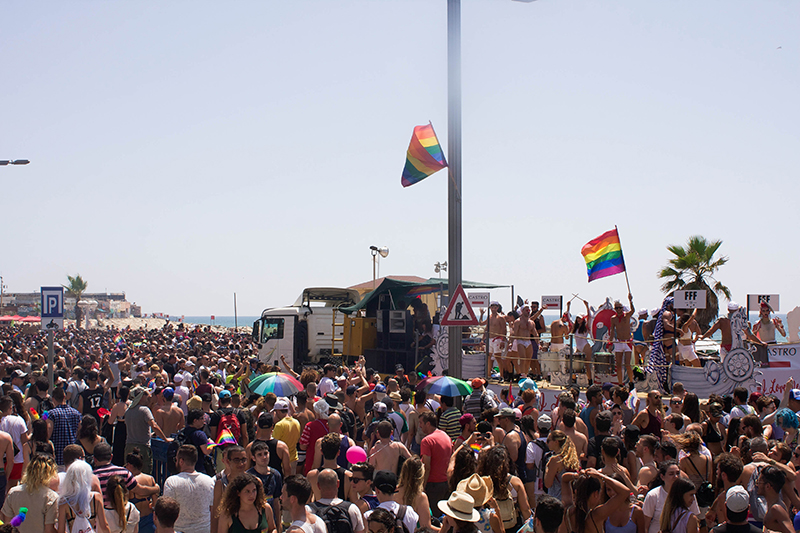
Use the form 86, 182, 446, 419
57, 460, 110, 533
104, 475, 140, 533
569, 299, 594, 383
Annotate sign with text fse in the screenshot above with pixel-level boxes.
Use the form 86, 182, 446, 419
674, 290, 707, 309
41, 286, 64, 331
748, 294, 780, 312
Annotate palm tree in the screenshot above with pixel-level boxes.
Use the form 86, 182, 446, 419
64, 274, 88, 329
658, 236, 732, 330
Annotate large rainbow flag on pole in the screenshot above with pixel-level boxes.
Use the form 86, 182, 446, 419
401, 123, 447, 187
581, 228, 626, 282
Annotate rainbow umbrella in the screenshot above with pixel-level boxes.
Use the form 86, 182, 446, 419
247, 372, 303, 397
418, 375, 473, 397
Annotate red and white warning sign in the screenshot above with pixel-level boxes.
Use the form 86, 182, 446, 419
440, 284, 479, 326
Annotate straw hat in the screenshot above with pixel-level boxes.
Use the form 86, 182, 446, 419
437, 491, 480, 522
457, 474, 493, 507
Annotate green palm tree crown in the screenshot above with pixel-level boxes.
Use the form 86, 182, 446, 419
64, 274, 88, 328
658, 236, 731, 330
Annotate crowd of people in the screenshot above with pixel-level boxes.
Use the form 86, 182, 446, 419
0, 317, 798, 533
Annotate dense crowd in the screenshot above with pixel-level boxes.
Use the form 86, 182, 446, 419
0, 321, 799, 533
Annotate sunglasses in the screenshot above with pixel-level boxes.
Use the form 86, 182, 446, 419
351, 477, 367, 483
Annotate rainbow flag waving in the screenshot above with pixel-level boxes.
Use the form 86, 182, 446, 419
401, 123, 447, 187
581, 228, 626, 282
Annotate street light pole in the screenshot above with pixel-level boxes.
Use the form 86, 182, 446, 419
447, 0, 463, 379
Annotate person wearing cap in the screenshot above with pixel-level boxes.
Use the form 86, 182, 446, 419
700, 302, 762, 360
153, 387, 185, 437
365, 470, 419, 533
711, 486, 762, 533
272, 398, 301, 474
9, 370, 27, 395
171, 373, 191, 417
364, 401, 394, 449
382, 394, 407, 443
524, 413, 551, 505
246, 412, 290, 477
454, 413, 477, 449
299, 400, 330, 475
464, 378, 498, 418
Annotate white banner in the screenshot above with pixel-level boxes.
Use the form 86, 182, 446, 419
748, 294, 780, 312
674, 290, 707, 309
542, 295, 562, 310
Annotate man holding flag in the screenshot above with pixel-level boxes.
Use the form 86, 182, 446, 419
609, 294, 636, 389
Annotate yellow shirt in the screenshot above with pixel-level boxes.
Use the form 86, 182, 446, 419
273, 415, 301, 462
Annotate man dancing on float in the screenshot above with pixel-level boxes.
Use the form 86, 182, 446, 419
608, 293, 636, 388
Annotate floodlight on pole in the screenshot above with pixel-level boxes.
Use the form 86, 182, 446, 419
370, 246, 389, 289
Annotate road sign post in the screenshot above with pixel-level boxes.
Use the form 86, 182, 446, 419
41, 286, 64, 390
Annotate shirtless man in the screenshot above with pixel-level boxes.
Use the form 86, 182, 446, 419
560, 408, 588, 462
511, 306, 544, 378
700, 302, 761, 359
154, 388, 185, 436
530, 302, 546, 378
484, 302, 510, 381
608, 294, 636, 386
549, 314, 571, 374
368, 420, 410, 475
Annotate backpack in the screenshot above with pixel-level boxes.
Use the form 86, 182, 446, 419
166, 428, 191, 475
686, 456, 714, 508
216, 409, 242, 444
531, 439, 552, 492
65, 500, 96, 533
393, 504, 411, 533
308, 501, 354, 533
33, 394, 55, 416
747, 464, 768, 522
496, 483, 520, 531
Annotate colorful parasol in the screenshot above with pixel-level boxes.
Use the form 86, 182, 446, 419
247, 372, 303, 397
418, 375, 473, 397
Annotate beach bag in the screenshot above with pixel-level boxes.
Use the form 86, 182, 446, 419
216, 409, 242, 444
687, 456, 714, 508
308, 501, 354, 533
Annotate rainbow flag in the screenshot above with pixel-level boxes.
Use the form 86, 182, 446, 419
470, 443, 482, 453
401, 123, 447, 187
581, 229, 626, 282
215, 429, 238, 447
114, 335, 124, 347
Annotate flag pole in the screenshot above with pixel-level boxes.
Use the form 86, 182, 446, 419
615, 225, 633, 296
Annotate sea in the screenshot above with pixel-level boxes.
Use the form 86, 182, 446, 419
178, 316, 260, 328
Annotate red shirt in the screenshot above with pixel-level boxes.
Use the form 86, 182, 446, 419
420, 429, 452, 483
299, 419, 329, 475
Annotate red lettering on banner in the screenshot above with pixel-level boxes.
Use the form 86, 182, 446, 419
760, 378, 786, 396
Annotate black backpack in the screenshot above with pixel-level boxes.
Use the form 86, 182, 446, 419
532, 439, 552, 486
33, 394, 54, 416
308, 501, 354, 533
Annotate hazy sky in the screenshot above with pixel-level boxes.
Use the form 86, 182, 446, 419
2, 1, 797, 317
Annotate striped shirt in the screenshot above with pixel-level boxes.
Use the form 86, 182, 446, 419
438, 407, 462, 440
93, 463, 138, 509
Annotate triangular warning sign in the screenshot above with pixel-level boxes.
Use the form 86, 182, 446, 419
440, 284, 479, 326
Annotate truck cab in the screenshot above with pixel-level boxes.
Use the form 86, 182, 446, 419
252, 287, 361, 372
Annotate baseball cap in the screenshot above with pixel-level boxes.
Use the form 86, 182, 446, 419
790, 390, 800, 402
346, 385, 357, 395
518, 378, 535, 392
201, 393, 213, 403
173, 374, 184, 383
257, 412, 274, 428
374, 384, 386, 394
373, 402, 387, 414
537, 414, 552, 430
219, 390, 232, 399
490, 301, 500, 306
373, 471, 398, 494
272, 399, 290, 411
471, 378, 485, 389
602, 382, 614, 392
162, 387, 175, 400
725, 486, 749, 513
11, 370, 27, 379
459, 413, 475, 428
498, 407, 515, 418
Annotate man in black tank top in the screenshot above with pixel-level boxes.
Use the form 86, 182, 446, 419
247, 412, 290, 476
246, 440, 283, 525
307, 433, 352, 501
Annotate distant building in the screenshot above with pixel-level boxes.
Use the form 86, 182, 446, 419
0, 291, 135, 318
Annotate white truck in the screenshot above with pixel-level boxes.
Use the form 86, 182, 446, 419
251, 287, 361, 371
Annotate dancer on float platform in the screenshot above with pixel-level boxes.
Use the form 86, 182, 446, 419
609, 294, 636, 388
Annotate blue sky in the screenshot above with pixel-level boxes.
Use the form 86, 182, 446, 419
2, 1, 798, 317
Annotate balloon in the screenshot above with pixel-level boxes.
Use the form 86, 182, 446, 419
346, 446, 367, 464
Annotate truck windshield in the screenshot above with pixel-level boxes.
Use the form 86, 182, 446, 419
260, 318, 285, 343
